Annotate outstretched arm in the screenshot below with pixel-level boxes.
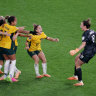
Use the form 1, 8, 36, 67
12, 32, 19, 41
70, 42, 86, 56
0, 31, 11, 36
18, 33, 30, 37
18, 29, 30, 34
46, 37, 59, 42
17, 27, 30, 34
13, 33, 31, 41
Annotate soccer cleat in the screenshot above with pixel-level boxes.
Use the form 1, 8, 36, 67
43, 74, 51, 77
14, 71, 21, 79
36, 75, 44, 78
0, 70, 3, 74
73, 82, 84, 86
5, 76, 12, 82
67, 76, 78, 80
11, 78, 18, 82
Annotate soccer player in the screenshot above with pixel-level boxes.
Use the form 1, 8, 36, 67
0, 16, 24, 82
5, 16, 30, 79
0, 16, 11, 74
68, 19, 96, 86
25, 24, 59, 78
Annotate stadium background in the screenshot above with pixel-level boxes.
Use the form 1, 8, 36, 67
0, 0, 96, 96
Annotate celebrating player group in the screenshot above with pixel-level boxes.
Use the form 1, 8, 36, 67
0, 16, 96, 87
0, 16, 59, 82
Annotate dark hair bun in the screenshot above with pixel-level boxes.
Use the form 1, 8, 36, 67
87, 18, 91, 23
33, 24, 37, 27
5, 16, 10, 19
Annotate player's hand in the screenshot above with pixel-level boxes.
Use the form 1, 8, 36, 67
25, 47, 29, 50
18, 27, 25, 32
54, 38, 59, 42
70, 48, 79, 56
5, 32, 11, 36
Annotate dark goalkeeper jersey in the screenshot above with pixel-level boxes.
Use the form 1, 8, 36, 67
82, 29, 96, 51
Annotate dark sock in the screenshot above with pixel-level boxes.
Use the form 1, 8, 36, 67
76, 68, 82, 81
74, 66, 77, 76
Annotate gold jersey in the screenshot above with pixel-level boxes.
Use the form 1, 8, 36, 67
0, 24, 18, 49
15, 39, 18, 46
27, 32, 47, 51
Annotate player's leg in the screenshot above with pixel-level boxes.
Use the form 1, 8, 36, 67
0, 60, 3, 74
73, 58, 84, 86
67, 54, 80, 80
27, 50, 43, 78
14, 66, 21, 79
32, 54, 43, 78
0, 54, 4, 74
14, 46, 21, 79
7, 54, 18, 82
38, 51, 51, 77
8, 54, 16, 77
3, 54, 10, 79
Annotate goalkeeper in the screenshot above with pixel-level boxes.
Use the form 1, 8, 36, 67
67, 19, 96, 86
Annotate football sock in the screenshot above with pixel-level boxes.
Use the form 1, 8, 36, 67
9, 60, 16, 78
74, 66, 77, 76
4, 60, 10, 75
14, 66, 19, 73
76, 68, 82, 81
34, 64, 40, 76
0, 65, 2, 70
42, 63, 47, 74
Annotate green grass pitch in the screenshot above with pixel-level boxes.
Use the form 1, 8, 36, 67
0, 0, 96, 96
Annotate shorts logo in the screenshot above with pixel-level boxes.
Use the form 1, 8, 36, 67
80, 54, 84, 59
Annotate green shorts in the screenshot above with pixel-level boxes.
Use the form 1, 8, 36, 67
14, 46, 17, 54
0, 47, 15, 55
27, 50, 41, 57
0, 47, 4, 60
0, 54, 4, 60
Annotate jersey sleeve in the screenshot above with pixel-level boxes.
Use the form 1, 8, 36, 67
9, 26, 18, 34
41, 32, 47, 39
82, 32, 88, 42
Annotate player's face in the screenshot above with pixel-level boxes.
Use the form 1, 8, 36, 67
12, 18, 17, 26
80, 22, 85, 31
36, 25, 42, 33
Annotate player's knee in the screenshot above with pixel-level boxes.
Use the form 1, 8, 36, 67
75, 57, 77, 62
75, 63, 81, 69
42, 58, 47, 63
75, 56, 78, 62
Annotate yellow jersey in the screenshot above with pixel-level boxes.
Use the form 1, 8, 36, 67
15, 39, 18, 46
0, 24, 18, 49
27, 32, 47, 51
